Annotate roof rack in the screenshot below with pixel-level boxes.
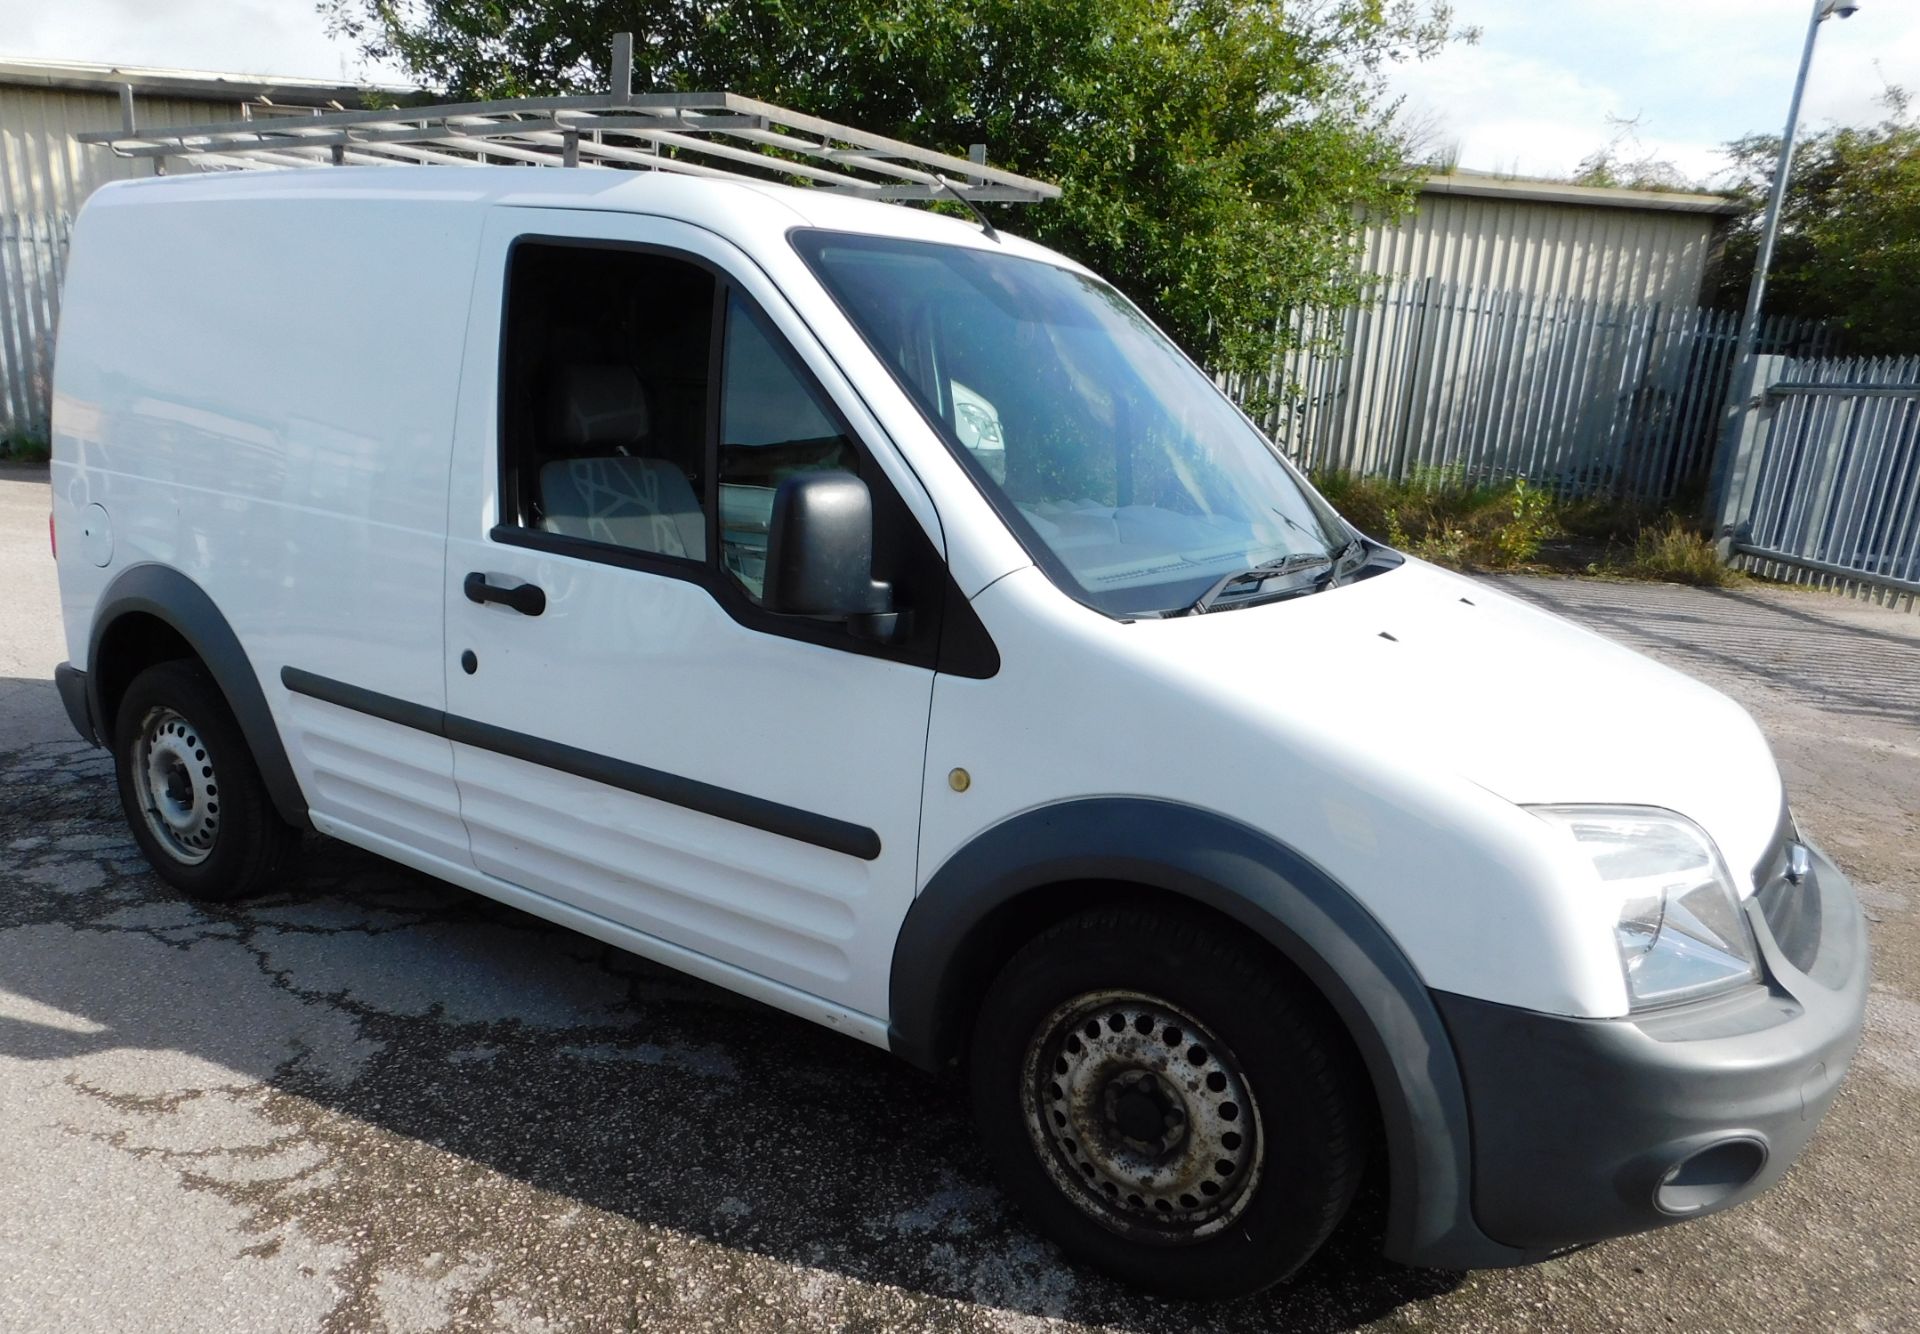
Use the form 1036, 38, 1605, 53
77, 34, 1060, 205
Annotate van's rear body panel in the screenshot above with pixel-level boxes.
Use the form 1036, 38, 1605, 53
53, 180, 488, 863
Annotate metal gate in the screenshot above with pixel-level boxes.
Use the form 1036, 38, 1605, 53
0, 211, 71, 442
1719, 354, 1920, 605
1227, 278, 1831, 502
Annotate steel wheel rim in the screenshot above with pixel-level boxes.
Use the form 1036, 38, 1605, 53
1020, 988, 1265, 1244
132, 706, 219, 865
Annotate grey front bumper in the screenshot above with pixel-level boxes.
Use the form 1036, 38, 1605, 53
1435, 842, 1868, 1254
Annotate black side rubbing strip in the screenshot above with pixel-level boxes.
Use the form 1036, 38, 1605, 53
279, 667, 881, 860
282, 667, 444, 735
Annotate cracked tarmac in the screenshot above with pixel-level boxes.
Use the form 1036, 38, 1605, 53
2, 470, 1917, 1332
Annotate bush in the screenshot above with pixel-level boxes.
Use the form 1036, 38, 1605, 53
0, 432, 51, 464
1314, 471, 1561, 571
1312, 470, 1740, 587
1614, 518, 1742, 587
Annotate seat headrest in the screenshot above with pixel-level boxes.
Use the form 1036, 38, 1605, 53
553, 364, 651, 451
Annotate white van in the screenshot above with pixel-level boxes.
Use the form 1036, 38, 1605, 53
49, 165, 1866, 1297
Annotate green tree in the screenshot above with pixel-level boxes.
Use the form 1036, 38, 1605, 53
1707, 101, 1920, 354
326, 0, 1464, 380
1572, 116, 1699, 193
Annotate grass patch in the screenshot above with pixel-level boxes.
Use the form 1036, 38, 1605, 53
1314, 470, 1741, 586
0, 432, 51, 464
1316, 471, 1563, 571
1612, 517, 1742, 587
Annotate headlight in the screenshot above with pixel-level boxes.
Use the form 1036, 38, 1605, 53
1532, 807, 1761, 1010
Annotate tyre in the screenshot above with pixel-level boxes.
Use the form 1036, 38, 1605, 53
969, 906, 1365, 1298
112, 659, 297, 902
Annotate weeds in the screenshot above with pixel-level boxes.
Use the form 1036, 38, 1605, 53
1316, 472, 1563, 571
1613, 518, 1742, 587
0, 432, 51, 464
1314, 470, 1739, 586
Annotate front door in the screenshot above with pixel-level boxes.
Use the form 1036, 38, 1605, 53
442, 208, 946, 1023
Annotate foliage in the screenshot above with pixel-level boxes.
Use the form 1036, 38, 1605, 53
1611, 517, 1741, 587
1706, 100, 1920, 355
325, 0, 1468, 379
1571, 116, 1699, 193
1315, 469, 1560, 570
1314, 470, 1738, 585
0, 432, 50, 464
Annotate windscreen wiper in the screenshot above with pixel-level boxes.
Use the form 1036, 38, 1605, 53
1184, 551, 1334, 616
1321, 534, 1368, 586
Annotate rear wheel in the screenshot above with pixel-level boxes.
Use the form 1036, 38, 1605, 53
969, 906, 1365, 1298
112, 660, 296, 901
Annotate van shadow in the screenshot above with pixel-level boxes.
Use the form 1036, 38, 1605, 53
0, 694, 1463, 1331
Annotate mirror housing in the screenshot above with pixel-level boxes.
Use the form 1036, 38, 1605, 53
762, 472, 908, 642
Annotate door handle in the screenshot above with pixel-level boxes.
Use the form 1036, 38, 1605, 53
464, 571, 546, 617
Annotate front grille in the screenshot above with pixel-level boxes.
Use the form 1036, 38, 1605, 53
1753, 810, 1822, 974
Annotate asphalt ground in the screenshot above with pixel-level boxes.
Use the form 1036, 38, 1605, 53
2, 466, 1916, 1332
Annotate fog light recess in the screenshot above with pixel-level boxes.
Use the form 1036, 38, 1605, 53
1654, 1138, 1768, 1216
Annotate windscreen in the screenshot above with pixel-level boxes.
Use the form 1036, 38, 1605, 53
793, 230, 1347, 616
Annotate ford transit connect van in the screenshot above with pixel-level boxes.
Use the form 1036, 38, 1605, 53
49, 166, 1867, 1296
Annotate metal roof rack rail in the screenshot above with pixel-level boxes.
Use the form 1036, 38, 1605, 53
77, 33, 1060, 204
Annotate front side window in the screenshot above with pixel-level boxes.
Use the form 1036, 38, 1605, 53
498, 242, 861, 602
718, 293, 858, 601
498, 240, 911, 615
793, 231, 1349, 617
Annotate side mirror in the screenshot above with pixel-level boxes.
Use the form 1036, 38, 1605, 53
762, 471, 909, 643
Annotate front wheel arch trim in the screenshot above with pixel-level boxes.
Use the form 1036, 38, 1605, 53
87, 563, 310, 829
888, 798, 1530, 1270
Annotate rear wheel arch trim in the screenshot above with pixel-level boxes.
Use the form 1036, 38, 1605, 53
888, 797, 1527, 1269
87, 564, 310, 829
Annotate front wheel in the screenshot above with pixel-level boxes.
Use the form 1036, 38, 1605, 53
969, 907, 1365, 1298
112, 660, 297, 901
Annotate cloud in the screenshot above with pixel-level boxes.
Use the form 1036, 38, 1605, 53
1, 0, 407, 84
5, 0, 1916, 168
1390, 0, 1919, 182
1390, 42, 1627, 176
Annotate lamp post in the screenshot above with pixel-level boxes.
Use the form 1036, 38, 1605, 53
1714, 0, 1859, 532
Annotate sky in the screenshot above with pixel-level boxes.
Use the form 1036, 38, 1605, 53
1, 0, 1915, 189
1386, 0, 1920, 186
0, 0, 410, 86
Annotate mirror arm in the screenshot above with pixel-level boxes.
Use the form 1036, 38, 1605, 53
848, 579, 911, 644
848, 609, 912, 644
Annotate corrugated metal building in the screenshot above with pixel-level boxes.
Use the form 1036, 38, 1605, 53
3, 65, 1741, 445
0, 58, 405, 438
1245, 175, 1756, 491
1364, 172, 1741, 306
